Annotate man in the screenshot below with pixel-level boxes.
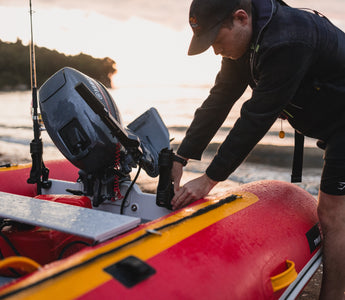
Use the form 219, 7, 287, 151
171, 0, 345, 298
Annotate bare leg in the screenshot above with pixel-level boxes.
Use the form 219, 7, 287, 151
318, 191, 345, 299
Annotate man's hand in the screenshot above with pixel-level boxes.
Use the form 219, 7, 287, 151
171, 161, 183, 192
171, 173, 218, 210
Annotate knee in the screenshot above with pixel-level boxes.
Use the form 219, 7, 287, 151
317, 203, 331, 232
318, 191, 345, 232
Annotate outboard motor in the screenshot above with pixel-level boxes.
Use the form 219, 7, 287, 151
39, 67, 170, 206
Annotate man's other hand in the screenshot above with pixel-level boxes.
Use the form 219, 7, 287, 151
171, 173, 218, 210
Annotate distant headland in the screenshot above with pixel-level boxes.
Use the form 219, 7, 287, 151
0, 39, 117, 91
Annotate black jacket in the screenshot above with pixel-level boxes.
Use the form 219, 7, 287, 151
178, 0, 345, 181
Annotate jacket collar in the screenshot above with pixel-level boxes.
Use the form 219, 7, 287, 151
251, 0, 276, 44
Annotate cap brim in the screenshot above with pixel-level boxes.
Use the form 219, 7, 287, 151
188, 23, 222, 56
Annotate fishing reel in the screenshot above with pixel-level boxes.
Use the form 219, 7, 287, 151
39, 67, 170, 206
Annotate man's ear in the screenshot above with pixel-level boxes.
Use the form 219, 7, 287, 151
233, 9, 250, 24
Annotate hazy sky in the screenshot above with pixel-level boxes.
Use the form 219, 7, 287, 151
0, 0, 345, 86
6, 0, 190, 30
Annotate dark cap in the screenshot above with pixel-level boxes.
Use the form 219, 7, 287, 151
188, 0, 240, 55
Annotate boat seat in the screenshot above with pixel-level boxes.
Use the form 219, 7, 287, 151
0, 192, 140, 243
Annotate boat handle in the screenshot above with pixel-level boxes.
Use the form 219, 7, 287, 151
0, 256, 41, 274
270, 260, 298, 292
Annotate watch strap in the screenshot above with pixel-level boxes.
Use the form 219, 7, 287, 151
173, 154, 187, 166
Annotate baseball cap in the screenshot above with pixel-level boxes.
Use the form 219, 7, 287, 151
188, 0, 240, 55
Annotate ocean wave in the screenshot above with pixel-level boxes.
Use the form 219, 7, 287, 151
0, 124, 32, 130
0, 135, 55, 147
171, 142, 324, 169
168, 125, 295, 138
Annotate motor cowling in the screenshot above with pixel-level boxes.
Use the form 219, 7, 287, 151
39, 67, 124, 174
39, 67, 170, 206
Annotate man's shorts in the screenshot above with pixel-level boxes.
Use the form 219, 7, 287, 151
320, 129, 345, 195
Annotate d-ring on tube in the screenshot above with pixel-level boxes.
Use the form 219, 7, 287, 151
270, 260, 298, 292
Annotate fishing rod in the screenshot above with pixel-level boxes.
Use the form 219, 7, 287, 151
27, 0, 51, 194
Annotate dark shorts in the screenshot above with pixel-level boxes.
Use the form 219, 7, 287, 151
320, 129, 345, 195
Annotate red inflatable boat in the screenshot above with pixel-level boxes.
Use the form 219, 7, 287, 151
0, 160, 321, 299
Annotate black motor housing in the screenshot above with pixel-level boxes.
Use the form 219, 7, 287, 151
39, 67, 123, 173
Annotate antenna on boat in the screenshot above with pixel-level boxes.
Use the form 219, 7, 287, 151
27, 0, 51, 194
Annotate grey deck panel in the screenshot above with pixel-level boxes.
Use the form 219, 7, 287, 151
0, 192, 140, 242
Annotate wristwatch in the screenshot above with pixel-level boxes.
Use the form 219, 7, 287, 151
173, 154, 188, 166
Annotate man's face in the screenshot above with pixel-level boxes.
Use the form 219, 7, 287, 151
212, 10, 252, 60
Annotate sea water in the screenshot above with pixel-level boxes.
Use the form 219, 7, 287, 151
0, 86, 322, 195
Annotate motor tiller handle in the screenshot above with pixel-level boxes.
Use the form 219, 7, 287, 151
156, 148, 174, 209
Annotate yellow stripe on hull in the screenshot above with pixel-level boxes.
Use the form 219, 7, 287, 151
0, 164, 31, 172
0, 192, 258, 299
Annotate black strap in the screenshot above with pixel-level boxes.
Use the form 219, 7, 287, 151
291, 130, 304, 183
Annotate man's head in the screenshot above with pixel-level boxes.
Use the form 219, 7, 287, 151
188, 0, 252, 59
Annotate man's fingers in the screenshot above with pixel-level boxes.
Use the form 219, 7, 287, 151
172, 187, 187, 209
171, 174, 218, 210
172, 187, 196, 210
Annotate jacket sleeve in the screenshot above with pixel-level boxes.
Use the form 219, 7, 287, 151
205, 43, 315, 181
177, 55, 250, 160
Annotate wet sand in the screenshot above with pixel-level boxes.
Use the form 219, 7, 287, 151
297, 266, 322, 299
